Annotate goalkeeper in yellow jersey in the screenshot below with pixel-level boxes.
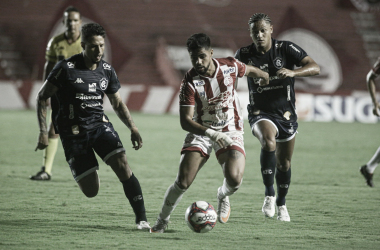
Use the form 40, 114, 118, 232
30, 6, 82, 180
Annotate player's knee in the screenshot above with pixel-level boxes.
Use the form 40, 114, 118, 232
226, 178, 242, 192
228, 174, 243, 188
261, 138, 276, 151
277, 160, 291, 172
175, 177, 192, 190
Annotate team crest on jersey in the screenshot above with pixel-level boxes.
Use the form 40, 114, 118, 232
193, 80, 205, 86
89, 83, 97, 92
67, 62, 74, 68
99, 78, 108, 90
103, 63, 111, 70
275, 42, 283, 48
224, 76, 233, 87
273, 57, 284, 69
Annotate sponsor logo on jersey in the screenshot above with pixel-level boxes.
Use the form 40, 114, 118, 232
224, 76, 233, 87
284, 111, 291, 121
241, 47, 250, 53
208, 117, 233, 128
88, 83, 96, 92
260, 64, 269, 72
222, 67, 236, 75
193, 80, 205, 86
67, 62, 74, 68
208, 91, 231, 105
288, 124, 294, 134
289, 44, 300, 53
273, 57, 284, 69
275, 42, 283, 48
203, 91, 233, 111
103, 63, 111, 70
76, 93, 102, 100
99, 78, 108, 90
256, 85, 284, 93
253, 75, 279, 85
74, 78, 84, 84
80, 101, 102, 109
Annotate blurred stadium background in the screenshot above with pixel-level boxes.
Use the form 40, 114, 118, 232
0, 0, 379, 123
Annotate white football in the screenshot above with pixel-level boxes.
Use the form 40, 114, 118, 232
185, 201, 217, 233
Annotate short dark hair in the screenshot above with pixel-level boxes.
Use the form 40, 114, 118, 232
186, 33, 211, 52
248, 13, 272, 25
64, 6, 81, 17
81, 23, 106, 43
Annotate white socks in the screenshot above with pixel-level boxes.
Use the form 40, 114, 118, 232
217, 178, 242, 200
159, 182, 186, 221
367, 146, 380, 174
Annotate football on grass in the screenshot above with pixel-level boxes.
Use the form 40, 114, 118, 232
185, 201, 217, 233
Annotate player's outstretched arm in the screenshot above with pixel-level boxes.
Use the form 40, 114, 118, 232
366, 70, 380, 117
277, 56, 320, 79
245, 65, 269, 86
107, 91, 142, 150
180, 106, 232, 148
35, 81, 58, 151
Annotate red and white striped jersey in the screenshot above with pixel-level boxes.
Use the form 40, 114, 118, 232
179, 57, 247, 132
372, 57, 380, 77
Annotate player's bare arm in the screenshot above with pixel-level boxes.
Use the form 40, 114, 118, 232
43, 61, 56, 81
180, 106, 232, 148
245, 65, 269, 86
35, 81, 58, 151
276, 56, 320, 79
107, 91, 142, 150
366, 70, 380, 117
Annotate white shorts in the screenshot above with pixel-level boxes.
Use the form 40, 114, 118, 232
181, 131, 245, 158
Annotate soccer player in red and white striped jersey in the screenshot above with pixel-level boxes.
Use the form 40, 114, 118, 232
150, 33, 269, 233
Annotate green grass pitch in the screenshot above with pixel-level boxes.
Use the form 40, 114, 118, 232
0, 110, 379, 249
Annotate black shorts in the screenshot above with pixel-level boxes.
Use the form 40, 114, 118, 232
248, 112, 298, 142
60, 122, 125, 182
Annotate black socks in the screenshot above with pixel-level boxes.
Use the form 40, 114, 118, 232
121, 173, 147, 224
276, 168, 291, 206
260, 149, 276, 197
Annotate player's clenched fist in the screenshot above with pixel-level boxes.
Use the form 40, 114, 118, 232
35, 132, 49, 151
205, 129, 233, 149
276, 68, 295, 79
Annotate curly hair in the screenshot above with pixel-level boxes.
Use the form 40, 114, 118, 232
81, 23, 106, 43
